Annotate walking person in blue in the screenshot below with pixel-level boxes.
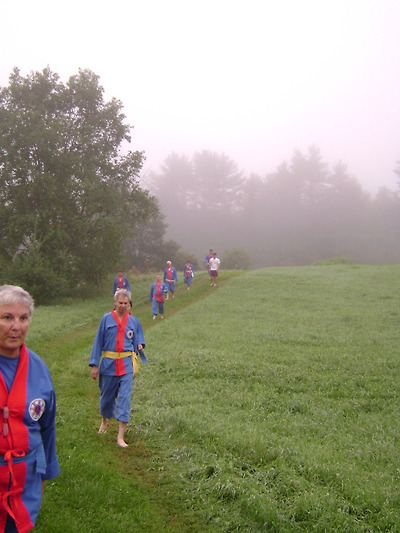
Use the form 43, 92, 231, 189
149, 275, 168, 319
89, 289, 145, 448
203, 249, 213, 280
183, 260, 195, 290
163, 261, 178, 299
112, 269, 131, 295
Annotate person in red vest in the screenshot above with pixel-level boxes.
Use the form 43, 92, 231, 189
149, 275, 168, 319
89, 289, 146, 448
0, 285, 60, 532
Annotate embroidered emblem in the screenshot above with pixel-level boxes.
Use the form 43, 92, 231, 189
127, 330, 133, 338
29, 398, 46, 421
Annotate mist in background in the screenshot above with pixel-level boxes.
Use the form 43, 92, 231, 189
148, 148, 400, 267
2, 0, 400, 196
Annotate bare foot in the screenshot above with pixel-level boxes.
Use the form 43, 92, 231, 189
117, 439, 128, 448
98, 422, 107, 434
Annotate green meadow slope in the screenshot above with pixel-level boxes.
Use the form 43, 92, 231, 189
28, 264, 400, 532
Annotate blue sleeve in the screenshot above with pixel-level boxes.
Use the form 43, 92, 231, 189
89, 316, 106, 367
39, 387, 60, 480
132, 317, 145, 350
149, 284, 154, 300
163, 269, 167, 282
174, 268, 178, 281
112, 278, 117, 294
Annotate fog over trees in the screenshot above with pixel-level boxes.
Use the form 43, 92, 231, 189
1, 66, 398, 304
148, 147, 400, 267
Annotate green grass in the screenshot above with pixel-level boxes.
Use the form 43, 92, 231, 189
26, 265, 400, 532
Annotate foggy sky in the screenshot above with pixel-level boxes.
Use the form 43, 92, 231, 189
1, 0, 400, 194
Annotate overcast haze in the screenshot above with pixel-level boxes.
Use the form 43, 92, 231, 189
1, 0, 399, 194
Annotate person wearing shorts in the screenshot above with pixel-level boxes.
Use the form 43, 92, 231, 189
209, 252, 220, 286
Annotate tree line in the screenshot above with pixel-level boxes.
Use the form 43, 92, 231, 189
1, 67, 399, 302
149, 148, 400, 267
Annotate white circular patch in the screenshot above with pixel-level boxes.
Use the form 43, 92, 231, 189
29, 398, 46, 421
127, 330, 134, 338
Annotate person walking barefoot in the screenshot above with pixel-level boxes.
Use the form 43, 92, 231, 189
209, 252, 220, 286
89, 289, 146, 448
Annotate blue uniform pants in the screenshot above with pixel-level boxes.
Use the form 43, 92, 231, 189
98, 372, 133, 423
152, 299, 165, 315
166, 281, 175, 293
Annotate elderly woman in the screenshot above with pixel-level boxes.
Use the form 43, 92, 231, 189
0, 285, 60, 532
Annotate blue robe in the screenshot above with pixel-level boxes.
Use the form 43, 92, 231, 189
0, 346, 60, 532
89, 312, 145, 422
149, 282, 168, 315
112, 276, 131, 295
183, 264, 194, 287
163, 267, 178, 293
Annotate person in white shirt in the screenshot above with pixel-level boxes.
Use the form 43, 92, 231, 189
208, 252, 220, 286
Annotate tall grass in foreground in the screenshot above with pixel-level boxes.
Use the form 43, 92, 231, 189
28, 265, 400, 532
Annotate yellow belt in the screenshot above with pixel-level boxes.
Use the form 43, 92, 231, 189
102, 351, 139, 374
102, 351, 134, 359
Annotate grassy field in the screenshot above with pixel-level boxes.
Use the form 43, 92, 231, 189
26, 263, 400, 532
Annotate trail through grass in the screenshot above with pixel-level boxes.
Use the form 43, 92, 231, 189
27, 265, 400, 532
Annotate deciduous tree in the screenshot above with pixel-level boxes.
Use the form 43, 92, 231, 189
0, 67, 149, 301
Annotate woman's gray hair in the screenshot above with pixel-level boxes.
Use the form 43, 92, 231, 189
114, 289, 131, 302
0, 285, 34, 316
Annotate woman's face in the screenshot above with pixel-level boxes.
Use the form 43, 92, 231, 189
0, 302, 31, 357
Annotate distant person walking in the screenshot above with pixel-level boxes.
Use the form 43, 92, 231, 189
89, 289, 146, 448
112, 269, 131, 295
209, 252, 220, 286
203, 249, 213, 280
149, 275, 168, 319
183, 260, 195, 290
164, 261, 178, 299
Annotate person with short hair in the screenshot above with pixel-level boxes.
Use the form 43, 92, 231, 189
163, 261, 178, 299
149, 275, 168, 319
209, 252, 220, 286
0, 285, 60, 532
89, 289, 145, 448
112, 269, 131, 295
183, 260, 195, 290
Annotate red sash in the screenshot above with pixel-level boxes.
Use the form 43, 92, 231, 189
0, 344, 34, 533
111, 310, 129, 377
118, 277, 124, 289
167, 268, 172, 281
156, 282, 164, 303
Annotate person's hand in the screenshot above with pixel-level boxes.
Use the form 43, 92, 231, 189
138, 344, 143, 351
91, 365, 99, 380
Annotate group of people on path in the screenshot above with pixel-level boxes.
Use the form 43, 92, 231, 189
0, 250, 220, 530
150, 260, 195, 320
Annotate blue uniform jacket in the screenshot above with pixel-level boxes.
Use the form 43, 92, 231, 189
112, 276, 131, 294
89, 312, 145, 376
163, 267, 178, 283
